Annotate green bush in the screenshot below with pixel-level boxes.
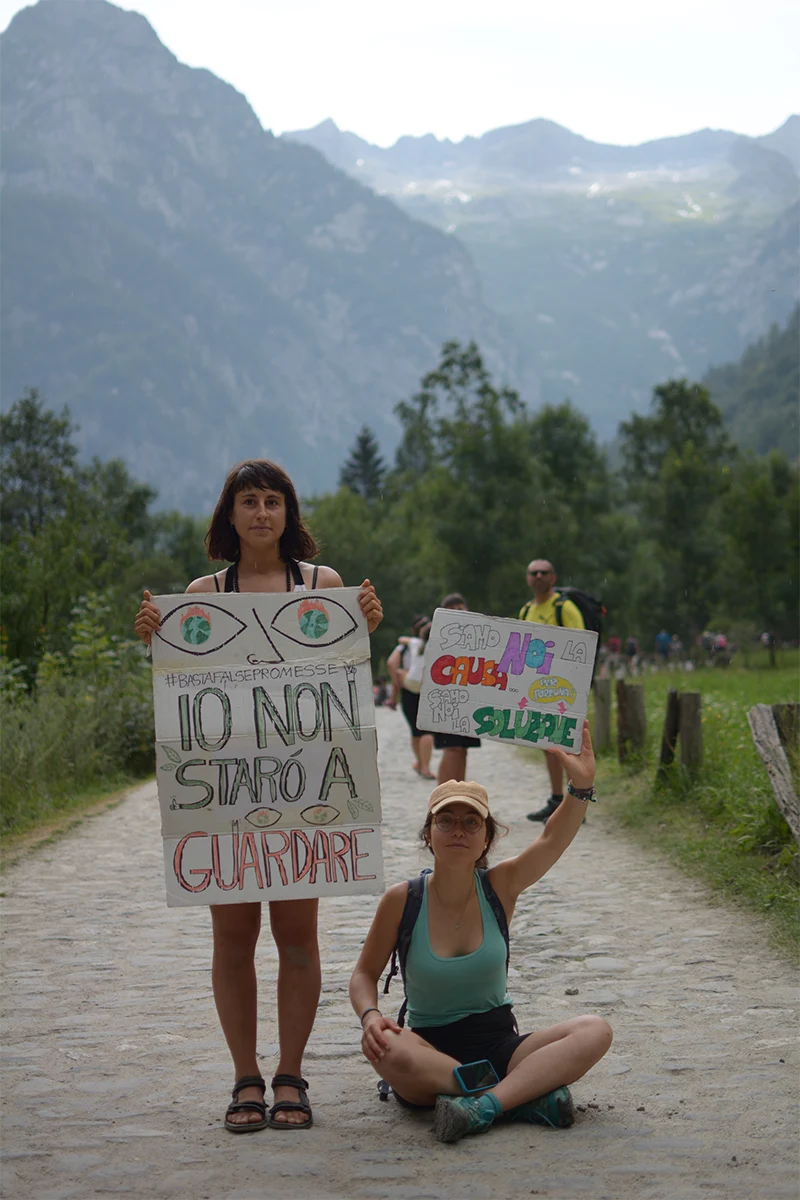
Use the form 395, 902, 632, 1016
0, 593, 154, 838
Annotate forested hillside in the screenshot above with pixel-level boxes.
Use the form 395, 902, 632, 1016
704, 306, 799, 456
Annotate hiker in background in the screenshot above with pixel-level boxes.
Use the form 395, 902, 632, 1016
134, 460, 383, 1135
625, 634, 639, 675
388, 615, 436, 780
434, 593, 481, 785
349, 722, 612, 1144
606, 633, 622, 675
519, 560, 585, 823
655, 629, 671, 668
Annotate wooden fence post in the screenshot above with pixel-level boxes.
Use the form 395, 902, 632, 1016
617, 681, 646, 762
627, 684, 647, 751
657, 688, 681, 779
773, 703, 800, 754
594, 678, 611, 751
747, 704, 800, 845
679, 692, 703, 770
616, 679, 629, 762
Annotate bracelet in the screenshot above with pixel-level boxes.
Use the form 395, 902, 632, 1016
360, 1007, 381, 1026
567, 781, 597, 802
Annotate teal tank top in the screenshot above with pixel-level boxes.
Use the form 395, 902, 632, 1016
405, 870, 512, 1028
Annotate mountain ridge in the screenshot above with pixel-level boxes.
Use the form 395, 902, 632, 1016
1, 0, 530, 511
284, 114, 799, 183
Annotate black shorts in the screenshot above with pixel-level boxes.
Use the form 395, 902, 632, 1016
400, 688, 427, 739
433, 732, 481, 750
394, 1004, 529, 1110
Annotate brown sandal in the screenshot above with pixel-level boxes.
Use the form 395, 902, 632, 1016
267, 1073, 313, 1129
224, 1075, 268, 1134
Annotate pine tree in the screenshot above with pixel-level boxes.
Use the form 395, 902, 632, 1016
339, 426, 385, 500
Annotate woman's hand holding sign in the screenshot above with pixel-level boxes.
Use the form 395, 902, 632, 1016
134, 590, 162, 646
547, 719, 596, 791
358, 579, 383, 634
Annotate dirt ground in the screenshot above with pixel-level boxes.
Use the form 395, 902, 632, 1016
1, 705, 798, 1200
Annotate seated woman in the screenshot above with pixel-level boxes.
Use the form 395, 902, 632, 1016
349, 722, 612, 1143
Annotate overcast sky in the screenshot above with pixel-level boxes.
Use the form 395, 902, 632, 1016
2, 0, 798, 146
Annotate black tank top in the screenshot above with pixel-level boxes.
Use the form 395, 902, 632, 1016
213, 561, 318, 593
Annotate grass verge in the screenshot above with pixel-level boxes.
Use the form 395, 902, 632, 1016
592, 661, 799, 957
0, 775, 150, 871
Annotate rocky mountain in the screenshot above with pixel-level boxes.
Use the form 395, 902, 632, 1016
0, 0, 523, 510
286, 118, 799, 438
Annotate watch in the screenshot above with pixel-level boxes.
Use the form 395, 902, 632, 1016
567, 781, 597, 803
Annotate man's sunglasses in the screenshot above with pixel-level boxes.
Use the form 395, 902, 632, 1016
527, 569, 552, 577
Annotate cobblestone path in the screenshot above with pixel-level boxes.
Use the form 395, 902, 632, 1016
2, 707, 798, 1199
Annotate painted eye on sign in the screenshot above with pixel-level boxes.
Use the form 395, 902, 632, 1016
158, 602, 248, 656
270, 596, 358, 648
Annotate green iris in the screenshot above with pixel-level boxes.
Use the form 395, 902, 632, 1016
299, 609, 329, 639
181, 615, 211, 644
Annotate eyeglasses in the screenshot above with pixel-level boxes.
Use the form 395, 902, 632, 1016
433, 811, 485, 835
527, 569, 552, 578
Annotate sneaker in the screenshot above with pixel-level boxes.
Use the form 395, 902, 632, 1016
526, 796, 562, 822
503, 1085, 575, 1128
433, 1094, 495, 1143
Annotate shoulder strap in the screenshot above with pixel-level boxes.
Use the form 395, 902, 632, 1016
311, 565, 319, 588
382, 870, 431, 1027
519, 600, 533, 621
214, 573, 221, 593
553, 592, 565, 627
288, 559, 305, 588
477, 868, 510, 971
224, 564, 238, 593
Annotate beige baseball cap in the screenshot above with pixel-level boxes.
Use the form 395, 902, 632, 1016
426, 780, 490, 820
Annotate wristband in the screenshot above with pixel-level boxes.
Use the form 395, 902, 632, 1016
567, 781, 597, 802
360, 1007, 381, 1026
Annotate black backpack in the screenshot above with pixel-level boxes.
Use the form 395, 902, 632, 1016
376, 868, 510, 1101
555, 588, 605, 635
520, 587, 605, 635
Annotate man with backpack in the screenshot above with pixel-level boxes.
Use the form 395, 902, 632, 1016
518, 559, 599, 823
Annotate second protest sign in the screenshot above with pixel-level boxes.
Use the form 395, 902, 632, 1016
417, 607, 597, 753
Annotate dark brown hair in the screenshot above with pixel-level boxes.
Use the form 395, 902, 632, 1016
419, 811, 507, 871
442, 592, 467, 609
205, 460, 320, 563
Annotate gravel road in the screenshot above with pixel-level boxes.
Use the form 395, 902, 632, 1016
1, 705, 798, 1199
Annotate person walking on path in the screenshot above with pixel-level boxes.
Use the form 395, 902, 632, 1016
518, 560, 584, 823
134, 459, 383, 1134
350, 721, 612, 1143
434, 593, 481, 785
388, 615, 436, 780
655, 629, 671, 667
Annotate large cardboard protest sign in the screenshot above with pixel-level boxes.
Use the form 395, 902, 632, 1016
417, 608, 597, 754
150, 588, 383, 906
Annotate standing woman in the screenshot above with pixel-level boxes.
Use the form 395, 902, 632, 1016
387, 616, 436, 780
134, 461, 383, 1133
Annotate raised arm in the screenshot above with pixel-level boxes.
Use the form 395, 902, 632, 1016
349, 882, 407, 1064
490, 721, 596, 912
